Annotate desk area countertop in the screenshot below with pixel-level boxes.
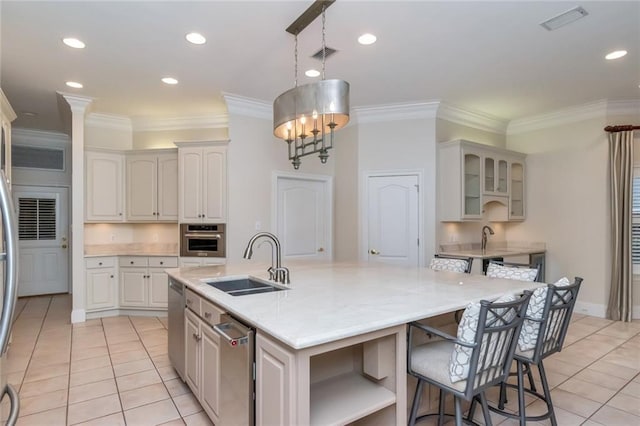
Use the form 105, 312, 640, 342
439, 241, 546, 259
166, 260, 540, 350
84, 243, 179, 257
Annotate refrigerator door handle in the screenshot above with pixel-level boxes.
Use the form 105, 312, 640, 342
0, 170, 18, 355
1, 384, 19, 425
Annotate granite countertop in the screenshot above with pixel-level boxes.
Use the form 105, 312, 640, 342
167, 260, 541, 350
85, 243, 179, 257
439, 241, 546, 259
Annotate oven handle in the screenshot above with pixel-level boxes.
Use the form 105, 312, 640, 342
184, 233, 222, 239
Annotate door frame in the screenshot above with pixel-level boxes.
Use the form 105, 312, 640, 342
360, 170, 424, 266
272, 171, 334, 260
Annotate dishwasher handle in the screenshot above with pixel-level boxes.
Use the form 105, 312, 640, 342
213, 320, 251, 347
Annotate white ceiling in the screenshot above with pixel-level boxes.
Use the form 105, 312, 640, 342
1, 1, 638, 133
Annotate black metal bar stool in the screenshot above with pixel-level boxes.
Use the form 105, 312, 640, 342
470, 277, 583, 426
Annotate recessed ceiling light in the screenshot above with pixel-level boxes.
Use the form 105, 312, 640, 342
305, 69, 320, 78
605, 50, 627, 60
62, 37, 85, 49
358, 33, 377, 45
65, 81, 83, 89
162, 77, 178, 85
185, 32, 206, 45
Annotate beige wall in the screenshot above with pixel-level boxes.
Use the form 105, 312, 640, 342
85, 223, 178, 244
133, 128, 228, 150
225, 113, 336, 263
436, 118, 506, 148
506, 116, 609, 315
357, 117, 437, 264
85, 125, 132, 149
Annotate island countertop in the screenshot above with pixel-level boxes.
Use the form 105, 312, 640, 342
166, 260, 541, 350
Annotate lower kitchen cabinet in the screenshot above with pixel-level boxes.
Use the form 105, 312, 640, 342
119, 256, 178, 309
184, 293, 223, 424
85, 257, 117, 311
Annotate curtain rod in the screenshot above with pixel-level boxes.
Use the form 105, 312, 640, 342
605, 125, 640, 133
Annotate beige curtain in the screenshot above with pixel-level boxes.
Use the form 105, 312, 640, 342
607, 130, 634, 322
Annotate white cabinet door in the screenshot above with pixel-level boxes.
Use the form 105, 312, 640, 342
148, 268, 168, 308
202, 147, 226, 223
86, 268, 116, 311
119, 267, 148, 307
179, 145, 227, 223
86, 151, 124, 221
185, 309, 201, 395
157, 153, 178, 221
509, 161, 525, 220
180, 148, 203, 223
126, 155, 157, 221
201, 325, 221, 424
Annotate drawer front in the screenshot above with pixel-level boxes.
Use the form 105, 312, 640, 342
86, 257, 116, 269
119, 256, 149, 267
201, 299, 225, 326
185, 289, 201, 316
149, 256, 178, 268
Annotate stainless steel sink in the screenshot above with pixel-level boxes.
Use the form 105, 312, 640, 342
204, 278, 288, 296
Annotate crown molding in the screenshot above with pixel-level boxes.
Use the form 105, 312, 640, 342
437, 103, 509, 135
353, 101, 440, 124
12, 128, 70, 144
607, 99, 640, 118
86, 113, 132, 131
57, 92, 93, 113
1, 88, 17, 121
223, 93, 272, 120
131, 114, 228, 132
506, 100, 611, 135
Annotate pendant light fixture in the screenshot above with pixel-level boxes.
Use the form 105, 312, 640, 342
273, 0, 350, 170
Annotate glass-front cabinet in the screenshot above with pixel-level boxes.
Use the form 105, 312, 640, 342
438, 139, 526, 222
510, 161, 525, 220
464, 153, 481, 217
484, 157, 508, 195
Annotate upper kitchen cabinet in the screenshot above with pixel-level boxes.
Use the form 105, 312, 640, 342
176, 141, 228, 224
438, 140, 526, 222
126, 150, 178, 222
85, 150, 125, 222
1, 89, 16, 184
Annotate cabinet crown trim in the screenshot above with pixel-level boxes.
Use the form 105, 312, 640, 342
174, 140, 230, 148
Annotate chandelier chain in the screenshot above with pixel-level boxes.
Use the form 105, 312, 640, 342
321, 6, 326, 80
294, 35, 298, 88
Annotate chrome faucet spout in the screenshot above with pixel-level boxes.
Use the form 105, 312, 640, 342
481, 225, 495, 252
243, 232, 290, 284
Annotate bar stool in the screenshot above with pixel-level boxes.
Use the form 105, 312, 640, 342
471, 277, 583, 426
407, 291, 531, 426
485, 260, 541, 282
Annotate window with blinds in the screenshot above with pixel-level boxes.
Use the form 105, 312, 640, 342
18, 198, 56, 240
633, 169, 640, 270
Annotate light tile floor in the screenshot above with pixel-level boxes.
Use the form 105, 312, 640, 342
4, 294, 640, 425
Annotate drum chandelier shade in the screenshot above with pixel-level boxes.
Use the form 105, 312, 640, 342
272, 0, 350, 170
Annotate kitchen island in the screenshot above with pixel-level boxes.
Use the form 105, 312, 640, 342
167, 260, 541, 425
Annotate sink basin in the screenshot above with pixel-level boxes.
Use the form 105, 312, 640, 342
204, 278, 287, 296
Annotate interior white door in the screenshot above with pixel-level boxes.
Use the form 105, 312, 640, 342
13, 185, 69, 296
276, 176, 331, 260
366, 175, 419, 266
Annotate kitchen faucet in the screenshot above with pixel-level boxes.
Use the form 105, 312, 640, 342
481, 225, 494, 253
243, 232, 290, 285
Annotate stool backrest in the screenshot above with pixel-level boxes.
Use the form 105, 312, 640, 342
486, 261, 540, 282
430, 254, 473, 274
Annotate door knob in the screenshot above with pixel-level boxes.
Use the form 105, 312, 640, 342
61, 244, 67, 249
317, 247, 324, 252
369, 249, 380, 255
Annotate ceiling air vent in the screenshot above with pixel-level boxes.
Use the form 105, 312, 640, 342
540, 6, 588, 31
311, 47, 337, 61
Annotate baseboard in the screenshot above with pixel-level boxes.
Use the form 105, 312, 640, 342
85, 308, 167, 320
574, 301, 640, 320
71, 308, 86, 323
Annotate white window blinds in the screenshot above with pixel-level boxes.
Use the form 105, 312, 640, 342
632, 170, 640, 268
18, 197, 56, 241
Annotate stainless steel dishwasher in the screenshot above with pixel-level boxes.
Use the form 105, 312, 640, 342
213, 314, 255, 426
168, 278, 185, 381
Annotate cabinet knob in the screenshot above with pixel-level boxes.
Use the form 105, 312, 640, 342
186, 299, 192, 305
204, 312, 212, 318
369, 249, 380, 255
119, 213, 122, 216
130, 261, 134, 265
110, 275, 114, 278
98, 262, 103, 266
160, 261, 164, 265
193, 333, 201, 342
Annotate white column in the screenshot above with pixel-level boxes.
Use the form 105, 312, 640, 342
59, 93, 93, 323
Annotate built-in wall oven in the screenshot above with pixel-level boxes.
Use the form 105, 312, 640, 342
180, 224, 226, 258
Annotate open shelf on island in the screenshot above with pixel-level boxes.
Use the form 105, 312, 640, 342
310, 372, 396, 426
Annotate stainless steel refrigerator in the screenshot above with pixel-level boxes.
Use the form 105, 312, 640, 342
0, 170, 20, 424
